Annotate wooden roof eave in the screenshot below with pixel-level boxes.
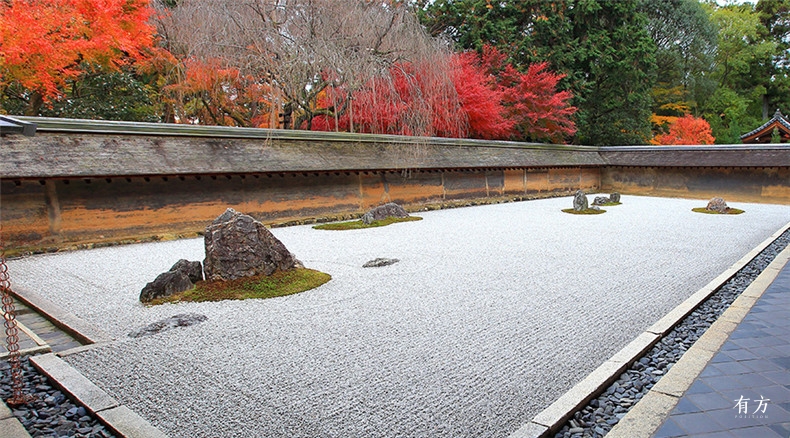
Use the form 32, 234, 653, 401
741, 110, 790, 143
741, 120, 790, 144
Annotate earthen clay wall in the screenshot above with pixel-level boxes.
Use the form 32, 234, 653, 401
2, 118, 788, 254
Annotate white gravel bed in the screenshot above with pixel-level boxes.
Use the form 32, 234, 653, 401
7, 195, 790, 438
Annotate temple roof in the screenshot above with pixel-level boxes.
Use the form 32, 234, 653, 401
741, 109, 790, 143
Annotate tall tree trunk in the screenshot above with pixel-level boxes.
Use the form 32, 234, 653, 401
25, 91, 44, 116
763, 94, 770, 120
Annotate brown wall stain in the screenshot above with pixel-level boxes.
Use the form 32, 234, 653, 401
600, 167, 790, 204
444, 170, 489, 199
1, 181, 50, 247
2, 164, 788, 255
502, 170, 526, 195
359, 172, 445, 209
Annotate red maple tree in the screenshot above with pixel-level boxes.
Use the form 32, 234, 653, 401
452, 52, 513, 139
0, 0, 162, 114
476, 46, 577, 143
653, 114, 716, 145
504, 62, 577, 143
312, 45, 575, 142
162, 58, 274, 127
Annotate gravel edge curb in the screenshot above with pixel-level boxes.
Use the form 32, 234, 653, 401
605, 242, 790, 438
4, 286, 166, 437
10, 285, 114, 345
29, 353, 169, 438
0, 399, 31, 438
509, 221, 790, 438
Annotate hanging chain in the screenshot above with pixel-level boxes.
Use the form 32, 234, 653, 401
1, 239, 35, 406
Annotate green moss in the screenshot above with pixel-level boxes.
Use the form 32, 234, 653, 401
562, 208, 606, 215
596, 202, 622, 206
148, 268, 331, 305
313, 215, 422, 230
692, 207, 745, 215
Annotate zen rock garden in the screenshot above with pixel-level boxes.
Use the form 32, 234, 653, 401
563, 190, 620, 214
137, 195, 746, 306
693, 197, 745, 215
314, 202, 421, 230
139, 208, 308, 304
139, 203, 416, 305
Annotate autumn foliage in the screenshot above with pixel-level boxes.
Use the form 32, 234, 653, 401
653, 114, 716, 145
311, 60, 467, 137
0, 0, 163, 114
1, 2, 576, 142
162, 58, 274, 127
311, 46, 576, 142
475, 46, 577, 143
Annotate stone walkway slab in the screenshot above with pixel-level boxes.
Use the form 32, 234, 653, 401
608, 244, 790, 438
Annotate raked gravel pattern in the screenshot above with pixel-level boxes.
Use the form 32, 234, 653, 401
6, 195, 790, 438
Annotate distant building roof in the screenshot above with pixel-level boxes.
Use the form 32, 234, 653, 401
740, 109, 790, 144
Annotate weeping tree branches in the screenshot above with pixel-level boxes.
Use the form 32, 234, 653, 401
154, 0, 461, 136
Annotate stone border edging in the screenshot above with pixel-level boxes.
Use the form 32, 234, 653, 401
0, 321, 52, 360
606, 241, 790, 438
10, 285, 113, 346
509, 221, 790, 438
30, 353, 169, 438
0, 399, 31, 438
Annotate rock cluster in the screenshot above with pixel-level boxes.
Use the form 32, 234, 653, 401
139, 259, 203, 303
592, 192, 621, 206
204, 208, 299, 281
706, 197, 730, 213
554, 228, 790, 438
0, 358, 116, 437
572, 190, 589, 211
361, 203, 410, 225
140, 208, 302, 302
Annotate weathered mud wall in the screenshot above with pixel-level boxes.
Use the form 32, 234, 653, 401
1, 167, 599, 253
600, 166, 790, 205
2, 118, 789, 254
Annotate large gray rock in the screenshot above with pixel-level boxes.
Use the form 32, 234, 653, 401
361, 203, 409, 225
706, 197, 730, 213
592, 192, 621, 206
573, 190, 589, 211
170, 259, 203, 283
203, 208, 298, 281
140, 270, 194, 303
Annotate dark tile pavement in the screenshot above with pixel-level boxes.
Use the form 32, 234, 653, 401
653, 264, 790, 438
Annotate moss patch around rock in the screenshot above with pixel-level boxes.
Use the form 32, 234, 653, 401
147, 268, 331, 305
561, 208, 607, 215
692, 207, 745, 215
313, 216, 422, 230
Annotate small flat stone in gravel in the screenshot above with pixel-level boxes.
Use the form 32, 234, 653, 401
363, 258, 400, 268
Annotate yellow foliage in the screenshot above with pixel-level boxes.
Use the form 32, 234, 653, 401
658, 102, 691, 114
650, 114, 677, 127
